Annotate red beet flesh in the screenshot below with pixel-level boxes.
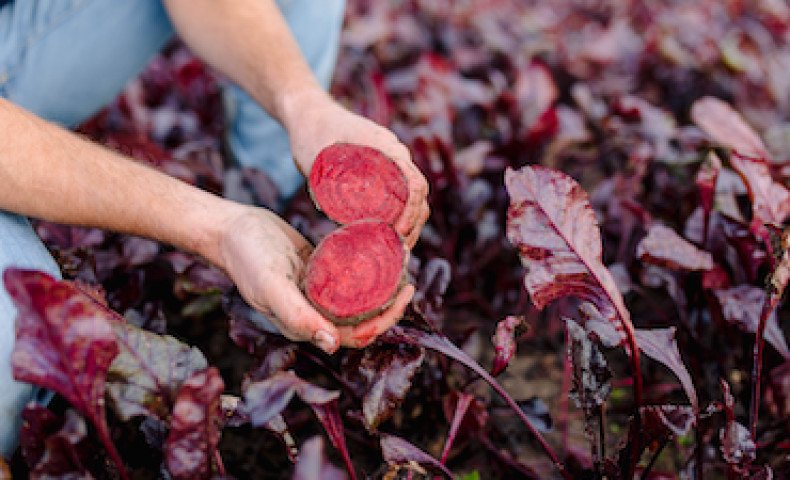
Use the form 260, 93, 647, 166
309, 143, 408, 225
304, 220, 406, 324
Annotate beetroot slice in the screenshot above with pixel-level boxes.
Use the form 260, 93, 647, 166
304, 220, 407, 325
309, 143, 408, 225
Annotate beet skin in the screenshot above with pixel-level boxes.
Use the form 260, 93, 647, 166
309, 143, 408, 225
304, 220, 407, 325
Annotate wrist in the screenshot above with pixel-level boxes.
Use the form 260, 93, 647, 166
277, 84, 331, 132
178, 192, 247, 270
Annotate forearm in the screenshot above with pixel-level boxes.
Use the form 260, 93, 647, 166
162, 0, 325, 125
0, 98, 234, 264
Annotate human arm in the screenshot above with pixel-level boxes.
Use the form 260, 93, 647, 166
0, 98, 413, 352
160, 0, 429, 245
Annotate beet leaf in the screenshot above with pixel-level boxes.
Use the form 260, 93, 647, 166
3, 269, 126, 478
106, 322, 208, 421
164, 367, 225, 480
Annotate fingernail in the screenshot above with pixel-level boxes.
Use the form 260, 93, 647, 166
313, 330, 338, 354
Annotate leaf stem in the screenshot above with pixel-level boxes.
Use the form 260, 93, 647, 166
749, 292, 779, 438
639, 436, 670, 480
384, 327, 572, 480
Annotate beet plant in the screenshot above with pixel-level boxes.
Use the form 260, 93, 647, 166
5, 1, 790, 479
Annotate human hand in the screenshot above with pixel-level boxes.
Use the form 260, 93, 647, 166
212, 205, 415, 353
282, 89, 429, 247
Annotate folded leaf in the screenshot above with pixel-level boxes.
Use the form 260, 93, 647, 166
106, 322, 208, 421
729, 153, 790, 226
634, 328, 698, 412
490, 315, 525, 376
244, 370, 339, 428
714, 286, 790, 359
690, 96, 769, 159
636, 224, 714, 271
380, 434, 453, 478
292, 436, 347, 480
244, 370, 354, 478
165, 367, 225, 480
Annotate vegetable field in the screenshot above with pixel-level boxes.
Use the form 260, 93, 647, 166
4, 0, 790, 478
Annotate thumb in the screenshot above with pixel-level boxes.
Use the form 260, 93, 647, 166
267, 282, 340, 354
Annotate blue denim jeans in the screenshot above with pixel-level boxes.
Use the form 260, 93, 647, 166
0, 0, 344, 456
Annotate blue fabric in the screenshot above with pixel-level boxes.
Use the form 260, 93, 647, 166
0, 0, 345, 457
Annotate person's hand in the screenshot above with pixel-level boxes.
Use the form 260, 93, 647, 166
282, 89, 429, 247
212, 205, 415, 353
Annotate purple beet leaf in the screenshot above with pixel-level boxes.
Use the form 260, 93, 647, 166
504, 166, 631, 339
3, 268, 126, 478
729, 153, 790, 228
634, 328, 698, 413
640, 405, 695, 439
381, 326, 572, 480
343, 343, 425, 431
690, 96, 769, 159
292, 436, 347, 480
504, 166, 642, 416
380, 434, 453, 478
491, 315, 525, 376
244, 370, 339, 428
636, 224, 714, 271
164, 367, 225, 480
713, 285, 790, 359
244, 371, 355, 479
22, 408, 94, 479
106, 322, 208, 421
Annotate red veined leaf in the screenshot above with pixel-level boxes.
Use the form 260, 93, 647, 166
164, 367, 225, 480
342, 344, 425, 431
244, 371, 339, 428
3, 269, 126, 479
380, 434, 453, 479
380, 326, 571, 480
21, 408, 94, 479
490, 315, 525, 376
106, 322, 209, 421
634, 328, 698, 413
244, 371, 355, 478
690, 96, 769, 159
636, 224, 714, 271
713, 285, 790, 359
505, 165, 631, 342
729, 153, 790, 227
292, 436, 347, 480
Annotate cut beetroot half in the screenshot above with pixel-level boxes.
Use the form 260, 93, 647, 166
304, 220, 407, 325
309, 143, 408, 225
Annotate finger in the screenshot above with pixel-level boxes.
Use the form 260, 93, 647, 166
395, 170, 429, 237
266, 281, 340, 354
337, 284, 416, 348
404, 200, 430, 248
